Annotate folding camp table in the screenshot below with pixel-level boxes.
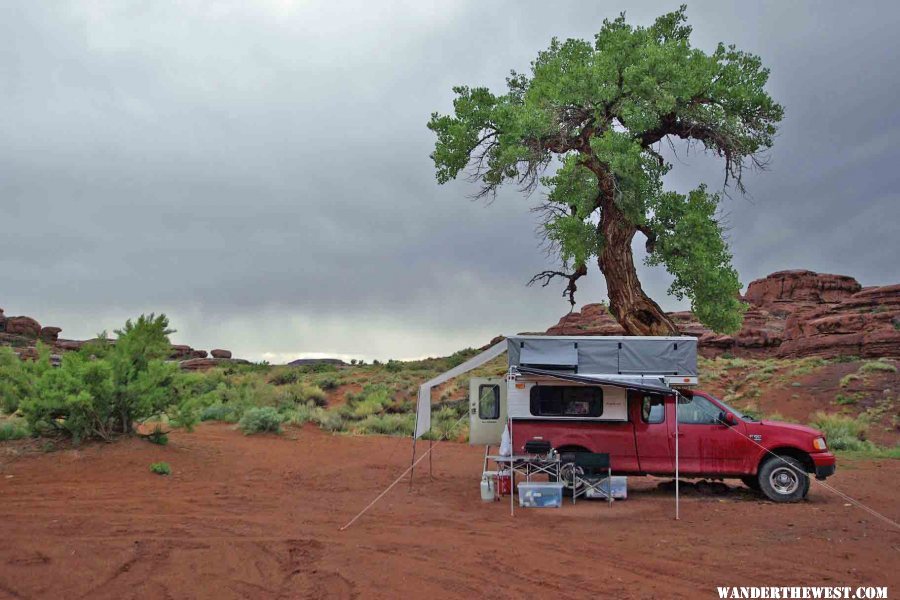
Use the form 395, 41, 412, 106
486, 454, 561, 501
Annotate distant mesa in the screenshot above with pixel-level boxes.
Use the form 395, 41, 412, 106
287, 358, 348, 367
546, 269, 900, 359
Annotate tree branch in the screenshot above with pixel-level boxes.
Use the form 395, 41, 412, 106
527, 263, 588, 307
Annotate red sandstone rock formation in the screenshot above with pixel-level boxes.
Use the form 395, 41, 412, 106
546, 271, 899, 359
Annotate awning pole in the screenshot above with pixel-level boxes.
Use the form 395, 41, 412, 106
509, 416, 514, 517
408, 437, 418, 492
429, 439, 433, 480
675, 392, 680, 521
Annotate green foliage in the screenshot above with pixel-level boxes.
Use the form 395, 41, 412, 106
428, 7, 782, 333
834, 393, 859, 406
0, 345, 51, 414
200, 403, 241, 423
16, 314, 188, 442
839, 373, 862, 388
0, 419, 30, 441
278, 383, 327, 408
810, 412, 872, 452
238, 407, 283, 434
312, 409, 344, 432
316, 376, 339, 390
352, 413, 415, 436
146, 426, 169, 445
269, 370, 300, 385
858, 360, 897, 374
149, 462, 171, 476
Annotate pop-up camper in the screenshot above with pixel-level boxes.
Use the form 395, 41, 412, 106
414, 335, 836, 504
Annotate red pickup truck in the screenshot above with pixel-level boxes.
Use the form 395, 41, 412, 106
511, 389, 837, 502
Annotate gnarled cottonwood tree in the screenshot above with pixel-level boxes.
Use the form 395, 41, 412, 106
428, 7, 782, 334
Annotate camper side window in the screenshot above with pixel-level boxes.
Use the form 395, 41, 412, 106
529, 386, 603, 418
478, 385, 500, 420
641, 395, 665, 423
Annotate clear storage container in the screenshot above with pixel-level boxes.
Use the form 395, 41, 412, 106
517, 481, 564, 508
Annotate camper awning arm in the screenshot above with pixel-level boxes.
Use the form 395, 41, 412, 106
515, 366, 673, 394
414, 340, 508, 439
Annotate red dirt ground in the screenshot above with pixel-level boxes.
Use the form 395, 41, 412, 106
1, 424, 898, 599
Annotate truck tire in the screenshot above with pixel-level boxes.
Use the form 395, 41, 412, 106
740, 476, 761, 491
758, 456, 809, 502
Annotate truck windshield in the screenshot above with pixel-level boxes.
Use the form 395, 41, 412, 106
706, 394, 755, 421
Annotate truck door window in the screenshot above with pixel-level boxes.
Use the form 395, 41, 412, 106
529, 386, 603, 417
478, 384, 500, 420
677, 394, 720, 425
640, 395, 665, 423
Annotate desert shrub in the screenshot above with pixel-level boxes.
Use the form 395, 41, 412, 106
316, 376, 339, 390
810, 412, 873, 452
146, 426, 168, 445
312, 409, 344, 432
353, 413, 414, 436
0, 419, 30, 441
834, 393, 859, 406
345, 384, 391, 419
19, 314, 183, 443
238, 406, 283, 434
385, 360, 403, 373
200, 403, 241, 422
839, 373, 862, 388
149, 462, 171, 476
859, 360, 897, 375
283, 402, 318, 426
278, 383, 327, 408
269, 370, 300, 385
0, 345, 52, 414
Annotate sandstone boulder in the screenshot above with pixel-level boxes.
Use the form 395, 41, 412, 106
5, 316, 41, 338
40, 326, 62, 342
210, 348, 232, 359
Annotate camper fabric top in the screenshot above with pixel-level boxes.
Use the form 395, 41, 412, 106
507, 337, 697, 377
517, 339, 578, 368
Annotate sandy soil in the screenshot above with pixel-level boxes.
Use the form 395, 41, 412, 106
1, 424, 898, 599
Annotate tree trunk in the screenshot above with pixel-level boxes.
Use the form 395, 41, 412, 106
598, 200, 678, 335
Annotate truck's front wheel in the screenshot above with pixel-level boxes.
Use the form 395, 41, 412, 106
758, 456, 809, 502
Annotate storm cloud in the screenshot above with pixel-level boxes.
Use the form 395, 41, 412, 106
1, 1, 898, 361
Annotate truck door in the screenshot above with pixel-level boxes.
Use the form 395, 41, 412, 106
631, 390, 673, 474
468, 377, 507, 446
667, 391, 750, 475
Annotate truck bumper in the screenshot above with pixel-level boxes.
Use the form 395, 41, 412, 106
812, 452, 836, 480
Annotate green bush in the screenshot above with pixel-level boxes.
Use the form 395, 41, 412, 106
238, 407, 283, 434
278, 383, 327, 407
316, 376, 339, 390
353, 413, 414, 436
810, 412, 873, 452
859, 360, 897, 375
149, 462, 171, 476
834, 393, 859, 406
839, 373, 861, 388
0, 419, 30, 441
17, 314, 184, 443
199, 403, 241, 422
146, 426, 169, 445
269, 370, 300, 385
312, 409, 344, 432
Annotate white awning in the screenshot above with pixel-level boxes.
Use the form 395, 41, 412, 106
414, 340, 507, 439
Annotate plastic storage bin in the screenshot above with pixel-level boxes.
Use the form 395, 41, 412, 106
584, 476, 627, 500
517, 482, 564, 508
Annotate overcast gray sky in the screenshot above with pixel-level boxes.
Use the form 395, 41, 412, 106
2, 1, 898, 362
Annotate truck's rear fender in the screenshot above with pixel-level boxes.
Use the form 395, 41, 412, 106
755, 446, 814, 475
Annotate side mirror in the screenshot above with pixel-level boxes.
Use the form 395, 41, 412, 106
721, 412, 737, 426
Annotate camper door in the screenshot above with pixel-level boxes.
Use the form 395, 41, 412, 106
468, 377, 507, 445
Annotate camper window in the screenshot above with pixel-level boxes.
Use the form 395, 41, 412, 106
529, 386, 603, 418
478, 384, 500, 420
640, 395, 665, 423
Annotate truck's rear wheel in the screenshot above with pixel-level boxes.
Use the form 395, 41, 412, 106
758, 456, 809, 502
